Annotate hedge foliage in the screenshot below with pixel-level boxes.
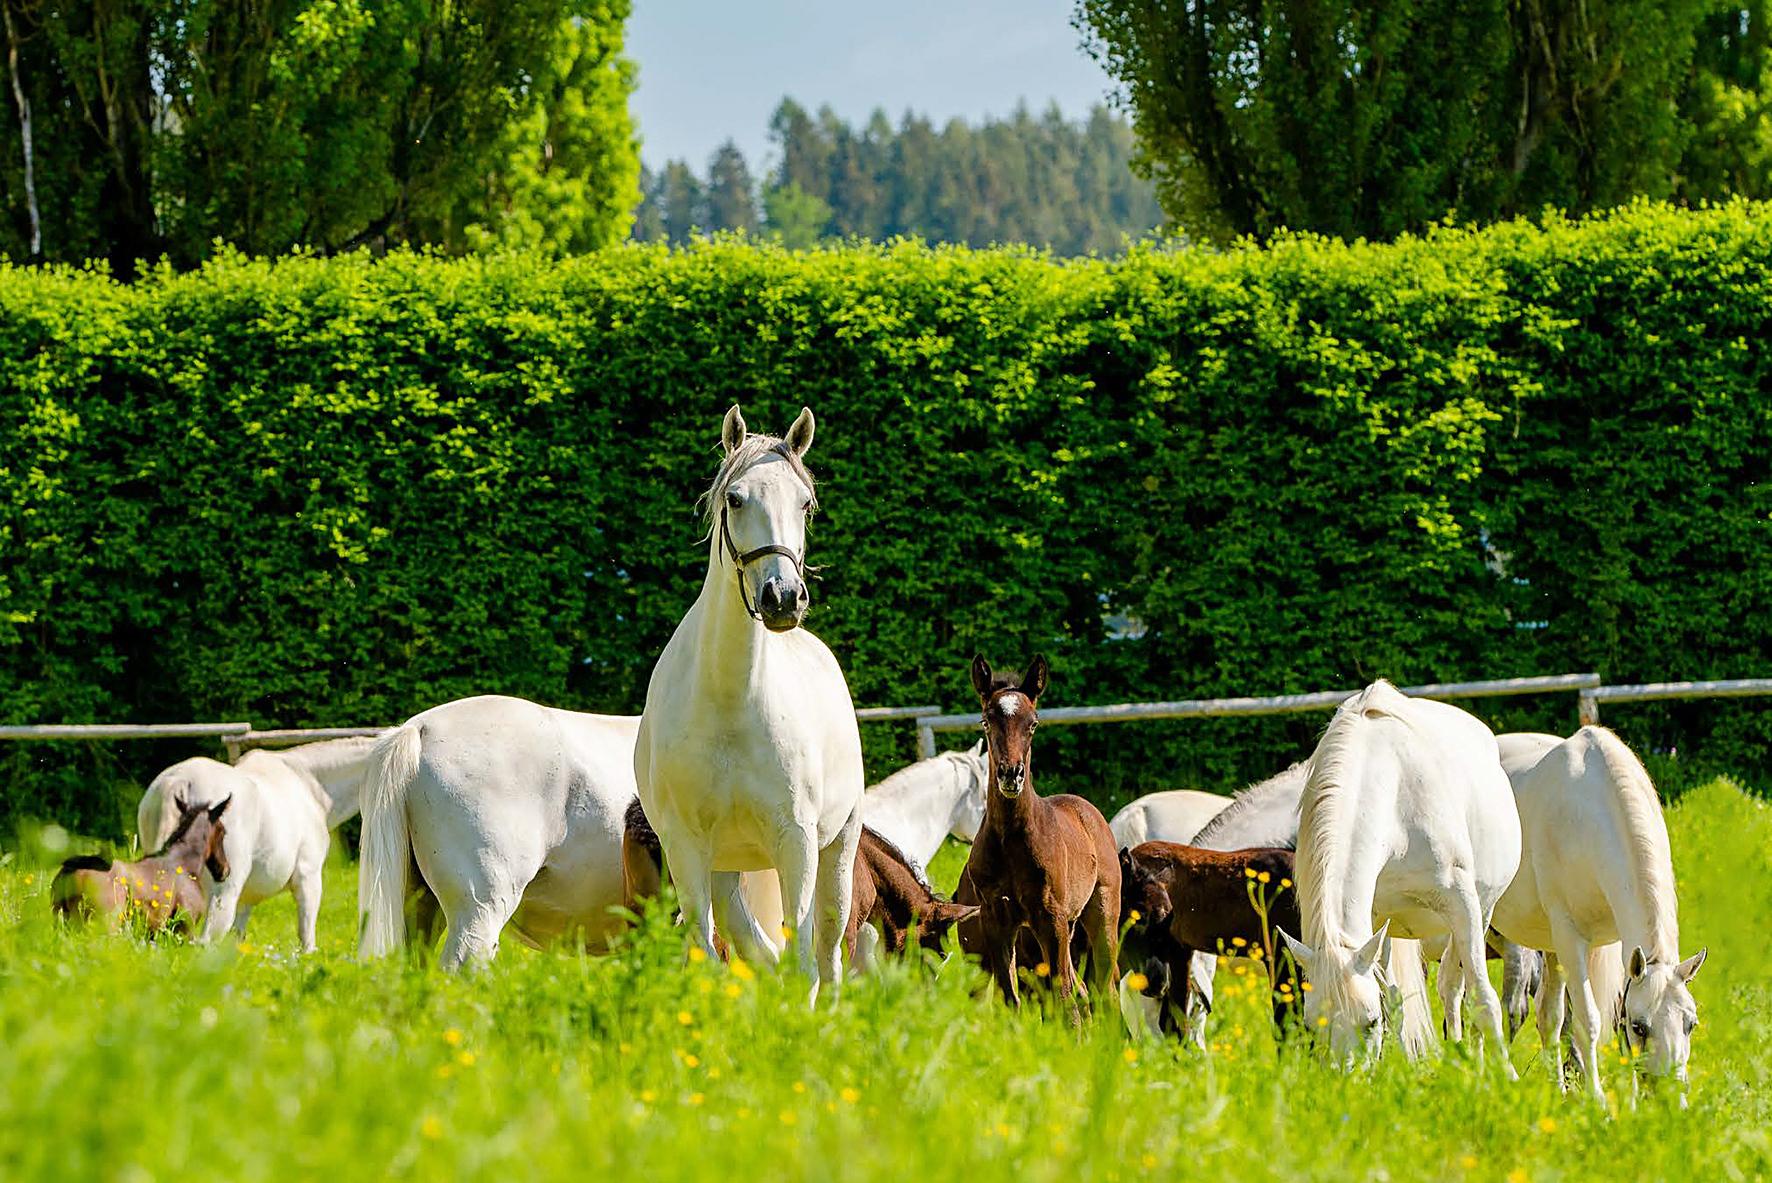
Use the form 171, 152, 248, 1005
3, 202, 1769, 834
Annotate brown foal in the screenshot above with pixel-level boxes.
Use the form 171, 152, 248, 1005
845, 827, 977, 965
955, 654, 1120, 1013
52, 797, 231, 935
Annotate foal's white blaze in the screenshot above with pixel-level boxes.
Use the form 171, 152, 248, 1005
635, 405, 864, 1001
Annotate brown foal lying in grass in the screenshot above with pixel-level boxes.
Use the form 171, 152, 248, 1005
1120, 840, 1302, 1038
52, 797, 231, 935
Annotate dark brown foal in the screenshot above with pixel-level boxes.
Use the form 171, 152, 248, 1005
955, 654, 1120, 1014
1119, 841, 1302, 1035
846, 827, 978, 966
52, 797, 231, 935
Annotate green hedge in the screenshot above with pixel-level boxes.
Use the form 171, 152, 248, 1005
4, 202, 1770, 836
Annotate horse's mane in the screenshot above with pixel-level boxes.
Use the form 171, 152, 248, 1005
862, 825, 935, 896
1191, 758, 1310, 848
698, 432, 817, 534
154, 801, 215, 859
58, 854, 112, 874
1581, 726, 1680, 962
624, 797, 663, 874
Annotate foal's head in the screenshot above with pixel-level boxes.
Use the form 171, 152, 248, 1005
969, 654, 1050, 799
1619, 944, 1707, 1087
1117, 847, 1176, 926
161, 795, 233, 884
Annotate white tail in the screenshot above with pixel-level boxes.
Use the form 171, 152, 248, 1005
357, 723, 423, 958
1388, 938, 1435, 1058
137, 781, 184, 853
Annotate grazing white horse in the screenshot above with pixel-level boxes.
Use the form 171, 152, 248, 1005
137, 737, 378, 952
861, 740, 988, 871
1486, 726, 1706, 1101
1278, 681, 1520, 1069
357, 696, 640, 968
635, 406, 865, 999
1108, 789, 1231, 850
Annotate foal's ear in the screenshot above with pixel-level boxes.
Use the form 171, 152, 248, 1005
1677, 947, 1707, 982
204, 821, 230, 883
970, 654, 995, 701
784, 406, 815, 457
1629, 945, 1649, 978
721, 404, 747, 456
1022, 654, 1050, 701
207, 795, 232, 823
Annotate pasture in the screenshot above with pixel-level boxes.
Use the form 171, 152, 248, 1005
2, 776, 1766, 1182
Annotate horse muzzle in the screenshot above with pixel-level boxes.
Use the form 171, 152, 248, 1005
756, 575, 808, 632
995, 766, 1025, 797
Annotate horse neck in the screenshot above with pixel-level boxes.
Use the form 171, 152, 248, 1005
1296, 730, 1381, 952
684, 533, 773, 704
982, 766, 1038, 835
865, 758, 963, 863
1590, 734, 1680, 961
265, 738, 378, 826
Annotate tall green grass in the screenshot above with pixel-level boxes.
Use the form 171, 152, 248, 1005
1, 778, 1766, 1181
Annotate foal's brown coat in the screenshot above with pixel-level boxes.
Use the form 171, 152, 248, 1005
955, 655, 1120, 1010
845, 828, 978, 962
1119, 841, 1302, 1033
52, 798, 231, 935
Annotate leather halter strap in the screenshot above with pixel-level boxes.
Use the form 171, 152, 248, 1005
720, 442, 810, 622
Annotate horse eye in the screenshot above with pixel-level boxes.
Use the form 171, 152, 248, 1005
1632, 1020, 1650, 1039
726, 491, 742, 510
1686, 1017, 1698, 1033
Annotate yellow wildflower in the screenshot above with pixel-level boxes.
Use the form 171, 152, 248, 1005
792, 1081, 806, 1094
1244, 867, 1257, 879
1122, 1047, 1138, 1064
1035, 962, 1051, 977
689, 1092, 705, 1106
779, 1110, 797, 1126
1126, 971, 1149, 992
640, 1089, 656, 1104
723, 982, 742, 999
841, 1087, 860, 1104
1141, 1154, 1158, 1170
677, 1011, 694, 1026
1459, 1155, 1477, 1170
688, 946, 707, 963
1280, 878, 1292, 889
730, 959, 756, 982
1257, 871, 1270, 884
682, 1052, 700, 1068
1127, 909, 1141, 923
1231, 936, 1247, 948
456, 1051, 475, 1068
1537, 1117, 1557, 1134
1506, 1171, 1528, 1183
420, 1115, 443, 1140
444, 1028, 462, 1046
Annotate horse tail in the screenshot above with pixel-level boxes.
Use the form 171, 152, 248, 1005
138, 780, 184, 853
1388, 937, 1434, 1059
1587, 941, 1625, 1027
358, 722, 422, 959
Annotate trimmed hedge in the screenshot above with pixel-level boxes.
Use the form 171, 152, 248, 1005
4, 202, 1770, 835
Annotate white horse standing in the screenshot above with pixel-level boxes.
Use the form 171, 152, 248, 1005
635, 406, 865, 998
1487, 727, 1706, 1100
356, 697, 640, 968
861, 740, 988, 870
1278, 681, 1520, 1069
137, 736, 378, 951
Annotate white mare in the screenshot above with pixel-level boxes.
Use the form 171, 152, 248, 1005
137, 737, 378, 952
635, 406, 865, 1000
357, 696, 641, 968
1108, 789, 1231, 851
1278, 681, 1521, 1069
861, 740, 988, 870
1485, 727, 1706, 1100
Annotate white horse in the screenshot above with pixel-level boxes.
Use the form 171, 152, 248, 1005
1108, 789, 1231, 850
1278, 681, 1520, 1069
357, 696, 641, 968
1486, 727, 1706, 1100
861, 740, 988, 870
635, 406, 865, 999
137, 736, 378, 952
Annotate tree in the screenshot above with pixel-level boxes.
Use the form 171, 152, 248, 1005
761, 181, 830, 248
0, 0, 639, 273
1679, 3, 1772, 200
1075, 0, 1717, 241
655, 160, 704, 243
704, 141, 760, 233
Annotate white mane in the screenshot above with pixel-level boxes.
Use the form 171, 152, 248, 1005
1191, 757, 1310, 849
698, 432, 816, 534
1583, 726, 1680, 962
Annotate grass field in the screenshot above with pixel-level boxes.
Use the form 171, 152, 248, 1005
2, 777, 1768, 1182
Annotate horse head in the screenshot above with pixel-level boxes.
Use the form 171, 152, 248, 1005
1619, 944, 1706, 1091
709, 404, 817, 632
1279, 922, 1391, 1065
970, 654, 1048, 799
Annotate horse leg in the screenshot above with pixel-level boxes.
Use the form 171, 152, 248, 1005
1550, 920, 1605, 1102
433, 856, 530, 972
230, 904, 254, 939
660, 838, 721, 964
1034, 912, 1082, 1024
811, 811, 862, 999
766, 824, 822, 997
1438, 945, 1466, 1043
1447, 886, 1515, 1079
1077, 878, 1119, 1001
1536, 951, 1568, 1085
1185, 953, 1216, 1050
201, 876, 246, 946
710, 872, 780, 966
292, 863, 322, 954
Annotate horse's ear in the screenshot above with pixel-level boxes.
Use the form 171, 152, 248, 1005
721, 404, 747, 456
784, 406, 815, 457
1351, 921, 1389, 977
1677, 947, 1707, 982
1277, 927, 1314, 971
1629, 945, 1649, 978
1022, 654, 1050, 701
970, 654, 994, 701
1118, 847, 1136, 879
208, 795, 231, 823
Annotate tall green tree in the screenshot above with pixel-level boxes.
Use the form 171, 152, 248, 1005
0, 0, 639, 273
1679, 3, 1772, 199
1075, 0, 1718, 240
704, 141, 760, 234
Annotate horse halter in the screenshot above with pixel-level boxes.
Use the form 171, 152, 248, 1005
719, 442, 810, 622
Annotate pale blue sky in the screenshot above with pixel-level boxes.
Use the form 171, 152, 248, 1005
627, 1, 1120, 171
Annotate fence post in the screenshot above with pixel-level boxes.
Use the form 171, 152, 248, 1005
1578, 692, 1600, 728
916, 722, 936, 761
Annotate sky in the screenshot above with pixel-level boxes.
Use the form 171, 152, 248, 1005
626, 1, 1122, 171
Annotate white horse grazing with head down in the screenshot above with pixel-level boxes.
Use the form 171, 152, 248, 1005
356, 697, 641, 968
137, 736, 379, 951
1278, 681, 1521, 1069
861, 740, 988, 871
1486, 727, 1706, 1101
635, 406, 865, 999
1108, 789, 1231, 851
